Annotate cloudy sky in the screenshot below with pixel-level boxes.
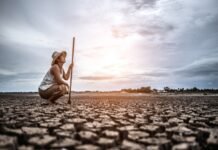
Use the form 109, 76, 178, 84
0, 0, 218, 92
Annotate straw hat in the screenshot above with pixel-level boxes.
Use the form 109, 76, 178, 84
51, 50, 67, 65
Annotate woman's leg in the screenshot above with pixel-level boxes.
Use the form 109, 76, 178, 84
47, 84, 69, 103
47, 90, 63, 103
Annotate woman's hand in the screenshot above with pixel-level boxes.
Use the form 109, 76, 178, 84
63, 62, 74, 80
69, 62, 74, 69
64, 82, 69, 88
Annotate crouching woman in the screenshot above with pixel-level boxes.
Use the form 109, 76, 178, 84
38, 50, 73, 103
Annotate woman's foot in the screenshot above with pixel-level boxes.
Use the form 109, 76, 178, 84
49, 99, 58, 104
47, 91, 63, 104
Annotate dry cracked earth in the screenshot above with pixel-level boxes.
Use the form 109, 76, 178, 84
0, 93, 218, 150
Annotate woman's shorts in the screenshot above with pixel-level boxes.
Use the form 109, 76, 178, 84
38, 84, 69, 99
38, 85, 59, 99
38, 88, 50, 99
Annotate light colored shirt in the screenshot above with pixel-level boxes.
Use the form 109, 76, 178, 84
39, 68, 64, 91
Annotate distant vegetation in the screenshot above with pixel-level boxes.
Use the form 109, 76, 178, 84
163, 87, 218, 94
121, 86, 218, 94
121, 86, 152, 93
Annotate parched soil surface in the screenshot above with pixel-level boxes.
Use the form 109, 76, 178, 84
0, 93, 218, 150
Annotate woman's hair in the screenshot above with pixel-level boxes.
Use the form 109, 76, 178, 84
53, 59, 59, 65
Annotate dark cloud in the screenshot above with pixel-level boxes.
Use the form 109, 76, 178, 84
78, 71, 168, 81
142, 72, 168, 77
174, 58, 218, 78
0, 72, 44, 92
137, 23, 175, 36
125, 0, 159, 11
111, 19, 176, 38
175, 14, 218, 52
0, 43, 51, 72
0, 72, 43, 83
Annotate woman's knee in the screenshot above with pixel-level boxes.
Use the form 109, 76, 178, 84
58, 84, 69, 94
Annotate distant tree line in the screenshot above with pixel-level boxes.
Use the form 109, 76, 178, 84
163, 87, 218, 94
121, 86, 218, 94
121, 86, 152, 93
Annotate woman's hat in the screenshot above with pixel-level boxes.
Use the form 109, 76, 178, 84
51, 50, 67, 65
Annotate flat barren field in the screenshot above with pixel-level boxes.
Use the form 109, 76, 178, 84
0, 93, 218, 150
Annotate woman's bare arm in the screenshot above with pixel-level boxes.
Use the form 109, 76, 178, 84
63, 63, 73, 80
51, 65, 68, 85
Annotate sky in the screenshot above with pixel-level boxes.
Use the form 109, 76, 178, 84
0, 0, 218, 92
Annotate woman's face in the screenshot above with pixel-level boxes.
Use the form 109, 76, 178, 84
58, 54, 66, 64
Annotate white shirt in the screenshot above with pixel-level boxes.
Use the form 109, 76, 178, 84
39, 68, 64, 91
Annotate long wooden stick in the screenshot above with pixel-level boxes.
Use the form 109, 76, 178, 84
68, 37, 75, 104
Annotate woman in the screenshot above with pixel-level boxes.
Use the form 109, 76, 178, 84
38, 50, 73, 103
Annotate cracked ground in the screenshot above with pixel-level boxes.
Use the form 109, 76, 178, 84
0, 93, 218, 150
